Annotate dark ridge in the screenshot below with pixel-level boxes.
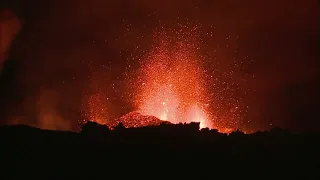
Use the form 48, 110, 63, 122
1, 122, 319, 179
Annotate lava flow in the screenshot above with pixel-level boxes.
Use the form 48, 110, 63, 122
132, 27, 212, 129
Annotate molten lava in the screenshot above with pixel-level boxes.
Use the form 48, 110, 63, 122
83, 25, 249, 133
139, 85, 180, 123
133, 28, 212, 129
186, 104, 209, 129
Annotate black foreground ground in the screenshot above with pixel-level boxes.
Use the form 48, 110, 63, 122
1, 122, 319, 179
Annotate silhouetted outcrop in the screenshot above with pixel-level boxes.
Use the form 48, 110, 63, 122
81, 121, 110, 139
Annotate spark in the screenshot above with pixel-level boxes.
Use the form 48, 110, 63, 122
82, 24, 252, 133
126, 25, 250, 132
131, 27, 212, 129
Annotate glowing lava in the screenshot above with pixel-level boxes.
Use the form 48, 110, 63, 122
139, 84, 180, 123
186, 104, 209, 129
133, 27, 212, 129
83, 25, 250, 133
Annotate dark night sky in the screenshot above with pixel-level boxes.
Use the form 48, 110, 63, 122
0, 0, 319, 131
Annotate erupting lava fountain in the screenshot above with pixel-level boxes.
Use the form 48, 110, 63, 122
83, 25, 249, 132
131, 27, 212, 129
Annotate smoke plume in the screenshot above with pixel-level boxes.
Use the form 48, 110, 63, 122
0, 9, 21, 73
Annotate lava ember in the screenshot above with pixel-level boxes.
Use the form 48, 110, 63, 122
132, 27, 212, 129
83, 25, 250, 133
